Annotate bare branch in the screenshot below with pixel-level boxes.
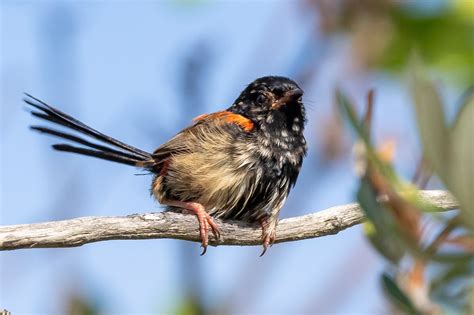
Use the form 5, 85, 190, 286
0, 190, 458, 251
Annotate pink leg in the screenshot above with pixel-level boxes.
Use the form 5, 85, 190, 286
259, 218, 277, 257
164, 200, 220, 255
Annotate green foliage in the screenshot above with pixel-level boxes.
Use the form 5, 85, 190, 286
410, 56, 474, 229
431, 259, 474, 312
409, 56, 450, 181
449, 92, 474, 228
358, 180, 405, 263
336, 91, 399, 184
381, 5, 474, 85
172, 296, 204, 315
382, 273, 421, 315
337, 60, 474, 313
66, 293, 100, 315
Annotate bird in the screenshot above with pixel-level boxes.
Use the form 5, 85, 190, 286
25, 75, 307, 255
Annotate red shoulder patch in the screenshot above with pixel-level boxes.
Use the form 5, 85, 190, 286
193, 111, 254, 132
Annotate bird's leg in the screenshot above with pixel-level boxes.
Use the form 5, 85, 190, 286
163, 200, 220, 255
259, 217, 277, 257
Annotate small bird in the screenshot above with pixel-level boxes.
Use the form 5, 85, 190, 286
26, 76, 307, 255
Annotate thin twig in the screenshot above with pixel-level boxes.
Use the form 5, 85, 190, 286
424, 215, 459, 255
412, 157, 432, 189
0, 190, 457, 251
364, 89, 374, 139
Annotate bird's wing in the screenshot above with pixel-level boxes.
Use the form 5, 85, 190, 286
152, 110, 254, 161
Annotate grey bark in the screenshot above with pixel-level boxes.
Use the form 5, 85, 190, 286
0, 190, 457, 250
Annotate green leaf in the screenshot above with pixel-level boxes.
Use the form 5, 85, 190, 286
449, 93, 474, 229
409, 56, 450, 183
173, 296, 204, 315
431, 260, 473, 294
382, 273, 422, 315
358, 180, 405, 263
336, 89, 399, 184
430, 259, 474, 314
336, 90, 370, 143
380, 8, 474, 85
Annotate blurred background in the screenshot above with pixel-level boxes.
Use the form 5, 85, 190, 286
1, 0, 472, 314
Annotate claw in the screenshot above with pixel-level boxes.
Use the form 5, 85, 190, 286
259, 217, 277, 256
200, 244, 207, 256
260, 233, 273, 256
200, 213, 220, 255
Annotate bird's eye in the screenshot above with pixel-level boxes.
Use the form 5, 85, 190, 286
272, 88, 284, 97
256, 94, 267, 105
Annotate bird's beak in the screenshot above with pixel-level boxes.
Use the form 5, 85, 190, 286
271, 88, 304, 110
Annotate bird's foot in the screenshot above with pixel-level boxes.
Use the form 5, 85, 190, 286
259, 218, 277, 257
194, 209, 221, 255
163, 200, 220, 255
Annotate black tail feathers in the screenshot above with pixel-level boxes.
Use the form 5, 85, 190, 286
25, 93, 155, 169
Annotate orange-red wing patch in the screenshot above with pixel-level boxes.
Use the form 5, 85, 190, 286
193, 111, 254, 132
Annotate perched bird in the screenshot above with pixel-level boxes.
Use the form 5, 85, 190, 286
26, 76, 307, 255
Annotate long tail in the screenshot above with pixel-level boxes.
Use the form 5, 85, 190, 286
25, 93, 154, 169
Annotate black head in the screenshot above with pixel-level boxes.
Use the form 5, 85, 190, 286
228, 76, 306, 132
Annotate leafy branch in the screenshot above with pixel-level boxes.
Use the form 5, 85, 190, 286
337, 57, 474, 314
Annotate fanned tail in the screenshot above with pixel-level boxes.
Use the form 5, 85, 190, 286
25, 93, 155, 169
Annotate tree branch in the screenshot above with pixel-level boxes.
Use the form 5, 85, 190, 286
0, 190, 457, 251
